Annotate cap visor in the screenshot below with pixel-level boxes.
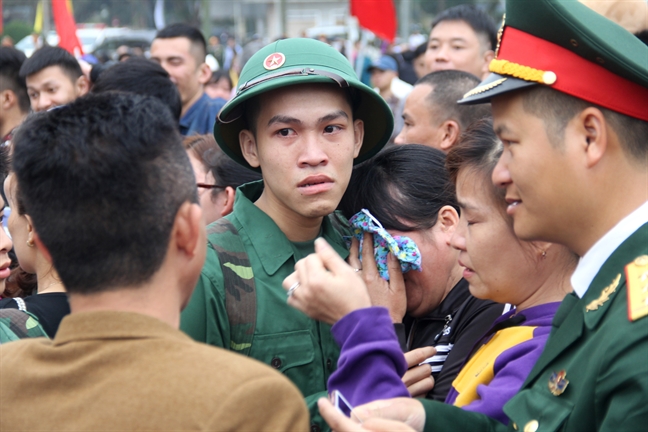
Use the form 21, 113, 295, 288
458, 73, 538, 105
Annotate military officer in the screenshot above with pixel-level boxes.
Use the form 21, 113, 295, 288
315, 0, 648, 431
179, 38, 393, 431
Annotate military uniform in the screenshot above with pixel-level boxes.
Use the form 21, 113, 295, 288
419, 218, 648, 431
181, 38, 393, 431
409, 0, 648, 430
181, 181, 347, 428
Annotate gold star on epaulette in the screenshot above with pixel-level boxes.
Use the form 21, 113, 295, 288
585, 274, 621, 312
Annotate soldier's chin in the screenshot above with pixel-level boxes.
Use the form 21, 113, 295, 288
302, 201, 338, 219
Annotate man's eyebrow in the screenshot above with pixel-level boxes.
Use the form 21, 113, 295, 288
267, 115, 302, 127
318, 110, 348, 123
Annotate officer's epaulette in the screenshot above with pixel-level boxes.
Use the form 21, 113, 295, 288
626, 255, 648, 322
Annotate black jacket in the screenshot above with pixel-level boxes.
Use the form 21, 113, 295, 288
394, 279, 505, 401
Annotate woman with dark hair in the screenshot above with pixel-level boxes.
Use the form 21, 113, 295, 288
284, 125, 576, 423
286, 144, 505, 405
184, 134, 261, 225
0, 171, 69, 338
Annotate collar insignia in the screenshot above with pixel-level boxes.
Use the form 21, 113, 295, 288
585, 273, 621, 312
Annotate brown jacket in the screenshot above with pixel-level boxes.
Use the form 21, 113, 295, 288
0, 311, 309, 431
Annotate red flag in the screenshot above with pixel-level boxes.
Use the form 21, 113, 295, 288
52, 0, 83, 55
350, 0, 397, 42
0, 0, 4, 35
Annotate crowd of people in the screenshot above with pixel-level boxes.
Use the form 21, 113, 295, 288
0, 0, 647, 431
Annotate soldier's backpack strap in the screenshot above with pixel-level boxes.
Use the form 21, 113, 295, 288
205, 212, 350, 357
207, 218, 256, 356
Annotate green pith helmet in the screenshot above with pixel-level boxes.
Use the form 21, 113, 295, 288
459, 0, 648, 123
214, 38, 394, 170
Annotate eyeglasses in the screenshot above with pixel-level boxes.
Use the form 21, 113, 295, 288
197, 183, 225, 190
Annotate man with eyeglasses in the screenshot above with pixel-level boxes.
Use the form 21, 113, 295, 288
179, 38, 393, 431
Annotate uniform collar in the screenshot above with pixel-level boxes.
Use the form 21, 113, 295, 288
571, 201, 648, 298
230, 181, 349, 276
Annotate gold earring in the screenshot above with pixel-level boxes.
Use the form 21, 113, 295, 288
541, 250, 547, 259
26, 239, 35, 248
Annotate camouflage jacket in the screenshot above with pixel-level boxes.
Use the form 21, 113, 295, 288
180, 181, 349, 431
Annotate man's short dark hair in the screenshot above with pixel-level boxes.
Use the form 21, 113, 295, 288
417, 70, 491, 129
0, 47, 30, 113
19, 46, 82, 82
91, 57, 182, 121
432, 4, 498, 51
520, 86, 648, 162
155, 23, 207, 64
11, 93, 197, 294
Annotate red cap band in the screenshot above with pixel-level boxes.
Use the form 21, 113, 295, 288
496, 27, 648, 121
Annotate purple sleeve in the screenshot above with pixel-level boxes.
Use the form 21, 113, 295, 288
328, 307, 410, 407
461, 327, 552, 424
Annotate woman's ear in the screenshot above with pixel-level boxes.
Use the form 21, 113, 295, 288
25, 214, 36, 246
527, 240, 553, 261
437, 205, 460, 243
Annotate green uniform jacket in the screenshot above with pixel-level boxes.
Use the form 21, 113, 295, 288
421, 223, 648, 432
181, 182, 347, 431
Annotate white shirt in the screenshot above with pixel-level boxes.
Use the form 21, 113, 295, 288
571, 201, 648, 297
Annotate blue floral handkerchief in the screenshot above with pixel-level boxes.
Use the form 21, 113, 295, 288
348, 209, 422, 280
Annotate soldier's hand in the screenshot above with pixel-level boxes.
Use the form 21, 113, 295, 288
348, 233, 407, 323
283, 238, 371, 325
402, 347, 437, 398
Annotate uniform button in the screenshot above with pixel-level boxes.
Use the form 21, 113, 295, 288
310, 424, 321, 432
512, 423, 518, 430
271, 357, 282, 369
326, 358, 332, 369
524, 420, 539, 432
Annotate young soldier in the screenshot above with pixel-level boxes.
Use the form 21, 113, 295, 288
314, 0, 648, 431
180, 38, 393, 430
19, 46, 89, 112
0, 93, 308, 431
